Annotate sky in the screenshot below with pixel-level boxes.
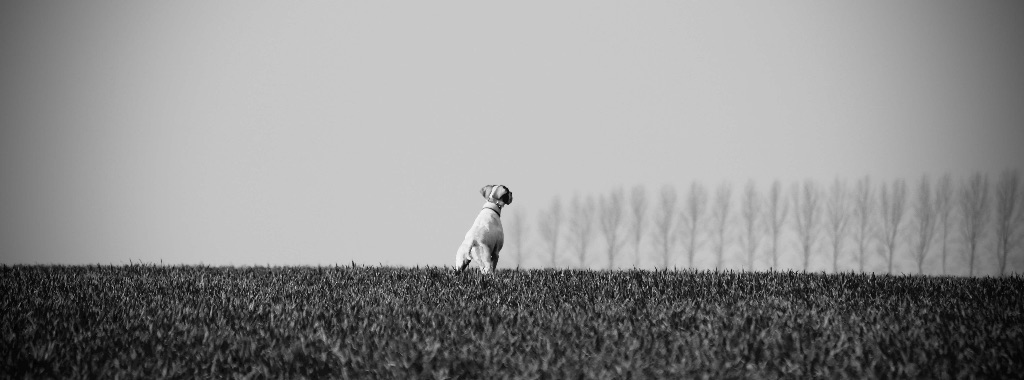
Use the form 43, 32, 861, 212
1, 2, 1022, 272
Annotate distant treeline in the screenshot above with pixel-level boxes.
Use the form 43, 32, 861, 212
502, 170, 1023, 276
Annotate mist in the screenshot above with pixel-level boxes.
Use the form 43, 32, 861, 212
2, 2, 1022, 272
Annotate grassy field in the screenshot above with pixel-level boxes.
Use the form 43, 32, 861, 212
1, 265, 1021, 378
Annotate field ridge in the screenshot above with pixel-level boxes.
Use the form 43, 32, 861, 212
2, 265, 1021, 378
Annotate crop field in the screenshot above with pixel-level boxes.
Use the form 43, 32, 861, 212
1, 265, 1021, 378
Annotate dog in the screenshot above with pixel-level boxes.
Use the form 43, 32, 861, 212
455, 184, 513, 274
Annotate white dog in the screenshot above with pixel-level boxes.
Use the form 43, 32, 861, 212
455, 184, 513, 274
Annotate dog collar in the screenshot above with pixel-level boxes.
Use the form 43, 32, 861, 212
483, 203, 502, 217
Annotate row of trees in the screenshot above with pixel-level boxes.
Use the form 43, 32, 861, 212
503, 170, 1023, 276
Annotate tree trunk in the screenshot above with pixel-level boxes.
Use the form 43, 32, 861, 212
888, 246, 893, 274
633, 239, 640, 268
941, 232, 947, 275
688, 240, 696, 268
771, 236, 779, 269
968, 245, 975, 276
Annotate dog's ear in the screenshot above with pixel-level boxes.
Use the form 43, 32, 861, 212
480, 185, 494, 200
501, 187, 512, 205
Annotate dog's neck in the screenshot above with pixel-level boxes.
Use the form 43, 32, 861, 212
482, 202, 502, 217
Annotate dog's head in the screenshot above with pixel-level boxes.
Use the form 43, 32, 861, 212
480, 185, 513, 207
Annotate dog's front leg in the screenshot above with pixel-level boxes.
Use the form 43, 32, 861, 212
488, 253, 498, 274
473, 244, 495, 275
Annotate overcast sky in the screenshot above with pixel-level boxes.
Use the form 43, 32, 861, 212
1, 1, 1022, 270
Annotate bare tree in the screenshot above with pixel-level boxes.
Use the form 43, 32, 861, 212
680, 181, 708, 269
765, 180, 789, 269
651, 184, 679, 269
959, 172, 990, 276
994, 170, 1022, 276
852, 176, 874, 272
792, 180, 821, 272
538, 196, 562, 268
710, 182, 733, 269
877, 179, 908, 274
935, 173, 954, 275
598, 188, 625, 269
739, 180, 762, 271
568, 193, 595, 268
824, 178, 851, 273
909, 175, 939, 275
628, 185, 648, 268
506, 209, 528, 268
